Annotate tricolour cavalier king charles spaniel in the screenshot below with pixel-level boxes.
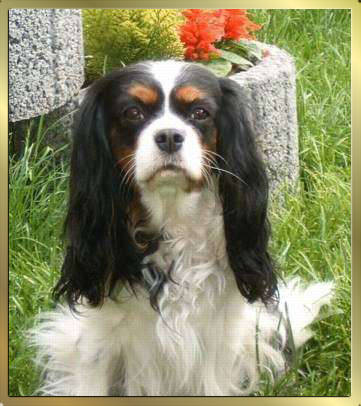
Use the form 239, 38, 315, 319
31, 60, 333, 396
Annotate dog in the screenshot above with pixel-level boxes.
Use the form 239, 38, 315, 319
30, 60, 333, 396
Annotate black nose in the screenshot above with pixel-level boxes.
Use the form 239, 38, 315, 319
154, 129, 185, 153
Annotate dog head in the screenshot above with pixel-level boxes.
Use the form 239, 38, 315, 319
54, 60, 277, 309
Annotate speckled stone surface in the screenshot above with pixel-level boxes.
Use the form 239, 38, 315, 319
9, 9, 84, 122
230, 42, 299, 195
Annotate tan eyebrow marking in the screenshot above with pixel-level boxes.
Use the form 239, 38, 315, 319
175, 86, 205, 103
128, 84, 158, 104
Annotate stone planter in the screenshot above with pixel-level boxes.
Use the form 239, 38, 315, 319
230, 42, 299, 196
9, 9, 84, 122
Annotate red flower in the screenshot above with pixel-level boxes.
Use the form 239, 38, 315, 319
179, 9, 262, 61
222, 9, 261, 41
179, 10, 224, 60
182, 9, 206, 21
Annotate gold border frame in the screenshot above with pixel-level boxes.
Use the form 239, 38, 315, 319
2, 2, 358, 405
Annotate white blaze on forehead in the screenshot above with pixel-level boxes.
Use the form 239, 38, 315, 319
148, 61, 190, 109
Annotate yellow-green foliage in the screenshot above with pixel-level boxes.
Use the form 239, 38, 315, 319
83, 9, 186, 81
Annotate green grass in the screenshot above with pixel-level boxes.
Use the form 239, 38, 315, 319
251, 9, 351, 396
9, 117, 69, 395
9, 9, 351, 396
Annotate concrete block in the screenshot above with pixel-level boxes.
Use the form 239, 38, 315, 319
230, 42, 299, 195
9, 9, 85, 122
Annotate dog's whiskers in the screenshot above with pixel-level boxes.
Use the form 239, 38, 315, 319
202, 154, 247, 186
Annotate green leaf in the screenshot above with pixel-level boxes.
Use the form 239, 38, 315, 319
220, 39, 249, 56
219, 49, 254, 67
237, 40, 264, 61
197, 59, 232, 77
223, 40, 246, 50
245, 43, 264, 61
222, 40, 264, 62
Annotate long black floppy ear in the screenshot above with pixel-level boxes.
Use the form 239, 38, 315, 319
216, 77, 278, 305
53, 77, 145, 309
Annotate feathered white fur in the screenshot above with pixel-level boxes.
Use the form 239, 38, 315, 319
29, 181, 333, 396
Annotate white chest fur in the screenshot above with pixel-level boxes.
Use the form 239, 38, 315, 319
116, 182, 244, 395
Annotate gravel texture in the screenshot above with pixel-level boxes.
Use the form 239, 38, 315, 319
231, 42, 299, 195
9, 9, 84, 122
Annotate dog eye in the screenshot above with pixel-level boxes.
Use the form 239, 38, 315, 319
124, 107, 145, 121
190, 108, 209, 120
